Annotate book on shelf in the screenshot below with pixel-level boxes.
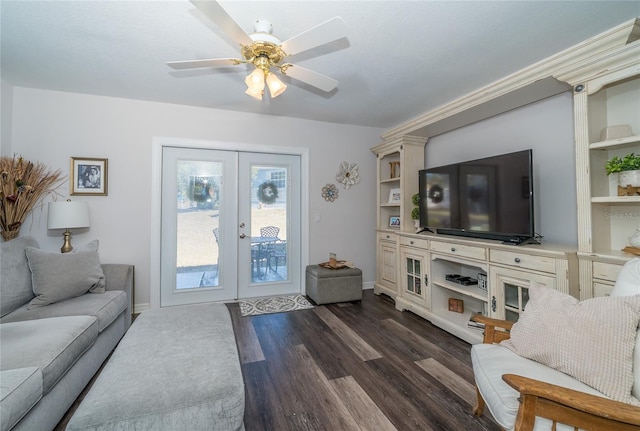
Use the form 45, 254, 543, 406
467, 313, 485, 331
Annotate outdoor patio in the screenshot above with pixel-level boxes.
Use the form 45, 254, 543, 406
175, 205, 288, 290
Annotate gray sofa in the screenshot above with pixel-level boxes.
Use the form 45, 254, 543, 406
0, 236, 133, 431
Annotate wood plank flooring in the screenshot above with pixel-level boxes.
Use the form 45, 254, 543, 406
228, 290, 500, 431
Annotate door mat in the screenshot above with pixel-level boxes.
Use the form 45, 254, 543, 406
239, 295, 315, 317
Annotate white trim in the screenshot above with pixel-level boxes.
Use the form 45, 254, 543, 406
150, 137, 310, 310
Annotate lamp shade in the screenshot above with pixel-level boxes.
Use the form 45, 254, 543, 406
266, 73, 287, 98
47, 201, 90, 229
245, 68, 265, 92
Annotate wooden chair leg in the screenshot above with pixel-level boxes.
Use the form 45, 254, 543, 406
473, 386, 486, 416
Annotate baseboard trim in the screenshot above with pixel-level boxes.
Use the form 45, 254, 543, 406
363, 281, 375, 290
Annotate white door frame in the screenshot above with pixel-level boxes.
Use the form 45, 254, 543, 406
150, 137, 309, 310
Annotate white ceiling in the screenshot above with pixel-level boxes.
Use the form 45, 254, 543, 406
2, 1, 639, 130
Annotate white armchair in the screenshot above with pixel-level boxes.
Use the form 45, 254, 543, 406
471, 258, 640, 431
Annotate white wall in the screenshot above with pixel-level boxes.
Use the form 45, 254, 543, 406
425, 92, 577, 245
10, 86, 383, 310
1, 79, 13, 155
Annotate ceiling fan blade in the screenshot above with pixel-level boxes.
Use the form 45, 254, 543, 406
167, 58, 240, 69
282, 65, 338, 92
281, 17, 349, 56
190, 0, 253, 46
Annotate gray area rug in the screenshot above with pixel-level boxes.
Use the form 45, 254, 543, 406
240, 295, 315, 317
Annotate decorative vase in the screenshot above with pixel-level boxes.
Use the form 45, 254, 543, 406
1, 229, 20, 242
618, 170, 640, 188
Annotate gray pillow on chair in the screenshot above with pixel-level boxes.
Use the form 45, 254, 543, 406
26, 246, 105, 308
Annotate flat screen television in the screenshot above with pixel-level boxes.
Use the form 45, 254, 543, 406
418, 149, 535, 244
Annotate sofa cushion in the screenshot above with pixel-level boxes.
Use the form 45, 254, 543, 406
0, 367, 42, 431
0, 316, 98, 395
1, 290, 127, 332
472, 343, 606, 430
26, 247, 106, 309
0, 236, 38, 317
501, 285, 640, 405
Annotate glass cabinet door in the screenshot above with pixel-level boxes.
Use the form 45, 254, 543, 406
406, 257, 422, 295
503, 282, 529, 322
490, 266, 555, 321
400, 247, 430, 308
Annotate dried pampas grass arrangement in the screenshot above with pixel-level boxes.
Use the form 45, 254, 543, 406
0, 155, 65, 241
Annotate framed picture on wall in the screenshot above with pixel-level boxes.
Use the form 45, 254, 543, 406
70, 157, 108, 196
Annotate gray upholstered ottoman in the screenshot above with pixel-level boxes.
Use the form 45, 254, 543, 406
66, 303, 244, 431
305, 265, 363, 304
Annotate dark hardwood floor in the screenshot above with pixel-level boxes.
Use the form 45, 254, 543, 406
227, 290, 500, 431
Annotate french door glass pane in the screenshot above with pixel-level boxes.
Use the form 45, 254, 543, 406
250, 164, 288, 283
176, 160, 222, 290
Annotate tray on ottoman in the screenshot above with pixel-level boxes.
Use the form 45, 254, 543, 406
306, 265, 362, 305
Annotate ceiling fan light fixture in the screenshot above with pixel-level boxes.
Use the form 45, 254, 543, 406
266, 73, 287, 98
245, 67, 265, 92
245, 86, 263, 100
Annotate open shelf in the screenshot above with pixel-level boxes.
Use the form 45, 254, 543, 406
589, 134, 640, 150
380, 178, 401, 184
431, 280, 488, 302
591, 196, 640, 203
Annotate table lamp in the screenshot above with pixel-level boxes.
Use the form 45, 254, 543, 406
47, 200, 90, 253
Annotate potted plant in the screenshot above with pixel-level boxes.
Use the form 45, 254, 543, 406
411, 193, 420, 228
605, 153, 640, 188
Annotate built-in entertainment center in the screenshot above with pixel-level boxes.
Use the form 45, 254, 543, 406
372, 18, 640, 344
373, 137, 578, 344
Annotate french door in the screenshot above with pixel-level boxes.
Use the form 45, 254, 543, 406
160, 146, 301, 307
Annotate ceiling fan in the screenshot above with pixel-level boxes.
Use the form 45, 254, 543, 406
167, 0, 349, 100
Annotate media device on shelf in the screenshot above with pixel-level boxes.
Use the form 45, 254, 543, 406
418, 149, 537, 245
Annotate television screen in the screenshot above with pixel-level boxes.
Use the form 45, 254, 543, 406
419, 149, 534, 242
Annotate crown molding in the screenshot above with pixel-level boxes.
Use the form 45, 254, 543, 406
381, 18, 640, 142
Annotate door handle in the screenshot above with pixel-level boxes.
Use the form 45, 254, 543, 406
239, 233, 246, 239
239, 222, 245, 228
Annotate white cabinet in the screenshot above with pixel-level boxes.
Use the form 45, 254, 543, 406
396, 236, 430, 314
583, 256, 626, 298
375, 232, 398, 298
373, 136, 426, 300
558, 41, 640, 299
489, 266, 555, 322
372, 136, 425, 232
383, 233, 578, 344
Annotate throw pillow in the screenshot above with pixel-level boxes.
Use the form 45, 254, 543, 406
72, 239, 99, 253
0, 236, 39, 317
26, 247, 106, 309
501, 285, 640, 406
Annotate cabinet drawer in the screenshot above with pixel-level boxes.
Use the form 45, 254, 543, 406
430, 241, 486, 261
592, 261, 623, 282
399, 236, 428, 249
593, 282, 614, 297
378, 232, 398, 244
490, 250, 556, 274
